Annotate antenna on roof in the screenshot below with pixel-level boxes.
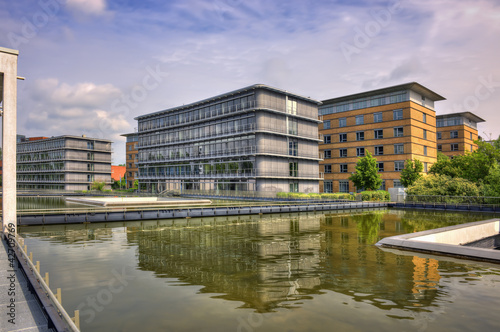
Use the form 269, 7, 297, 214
483, 131, 493, 141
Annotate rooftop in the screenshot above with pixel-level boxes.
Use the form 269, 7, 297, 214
437, 111, 486, 123
322, 82, 446, 105
135, 84, 322, 120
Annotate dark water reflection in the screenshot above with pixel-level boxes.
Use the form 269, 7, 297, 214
20, 209, 500, 331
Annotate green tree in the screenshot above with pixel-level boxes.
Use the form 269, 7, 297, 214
406, 174, 481, 197
400, 159, 423, 187
429, 152, 459, 178
91, 181, 106, 191
481, 164, 500, 197
349, 151, 382, 191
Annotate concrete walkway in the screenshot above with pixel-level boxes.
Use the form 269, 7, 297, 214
0, 238, 50, 332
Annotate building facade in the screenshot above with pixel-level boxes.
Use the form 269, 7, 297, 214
319, 82, 445, 193
436, 112, 485, 158
17, 135, 112, 191
135, 84, 322, 193
121, 133, 138, 189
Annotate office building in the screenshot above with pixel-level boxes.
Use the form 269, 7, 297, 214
121, 133, 138, 189
319, 82, 446, 193
436, 112, 485, 157
135, 84, 322, 193
17, 135, 112, 190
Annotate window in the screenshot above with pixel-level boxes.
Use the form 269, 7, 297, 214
393, 180, 403, 188
339, 180, 349, 193
339, 118, 346, 127
356, 147, 365, 157
379, 180, 386, 191
424, 162, 428, 173
289, 182, 299, 192
373, 112, 383, 123
394, 161, 404, 171
340, 164, 348, 173
423, 113, 427, 123
374, 129, 383, 139
323, 120, 330, 130
437, 132, 442, 140
394, 127, 404, 137
437, 144, 442, 152
339, 133, 347, 142
288, 118, 298, 135
356, 131, 364, 141
287, 99, 297, 115
424, 146, 427, 156
451, 143, 459, 151
324, 135, 331, 144
377, 162, 384, 172
289, 141, 298, 156
339, 148, 347, 158
374, 146, 384, 155
470, 132, 473, 140
393, 109, 403, 120
423, 129, 427, 140
289, 162, 298, 177
355, 115, 364, 125
87, 141, 94, 150
325, 165, 332, 173
450, 131, 459, 139
470, 145, 473, 152
324, 150, 331, 159
394, 144, 404, 154
324, 181, 333, 193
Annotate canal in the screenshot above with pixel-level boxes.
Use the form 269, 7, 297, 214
18, 207, 500, 332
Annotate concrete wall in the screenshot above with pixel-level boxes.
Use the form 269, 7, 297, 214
1, 47, 18, 236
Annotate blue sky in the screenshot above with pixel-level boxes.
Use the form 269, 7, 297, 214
2, 0, 500, 164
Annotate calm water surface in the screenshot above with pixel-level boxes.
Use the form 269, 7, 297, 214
19, 208, 500, 332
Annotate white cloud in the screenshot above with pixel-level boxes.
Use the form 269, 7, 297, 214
66, 0, 109, 18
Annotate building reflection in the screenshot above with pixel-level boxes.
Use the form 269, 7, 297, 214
126, 211, 444, 313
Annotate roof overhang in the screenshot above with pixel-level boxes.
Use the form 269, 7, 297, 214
437, 112, 486, 123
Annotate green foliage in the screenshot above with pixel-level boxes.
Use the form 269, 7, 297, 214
133, 180, 139, 189
308, 193, 321, 199
481, 164, 500, 197
349, 151, 382, 191
91, 181, 106, 191
320, 193, 355, 200
276, 192, 289, 198
406, 174, 481, 197
112, 177, 127, 189
360, 190, 390, 201
400, 159, 423, 187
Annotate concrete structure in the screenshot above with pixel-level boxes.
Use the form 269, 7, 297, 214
377, 219, 500, 263
17, 135, 112, 191
1, 46, 19, 236
319, 82, 446, 193
135, 84, 322, 193
121, 132, 138, 189
436, 112, 485, 157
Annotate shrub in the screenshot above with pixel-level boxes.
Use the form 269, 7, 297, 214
359, 190, 390, 201
308, 193, 321, 199
406, 174, 481, 198
276, 192, 289, 198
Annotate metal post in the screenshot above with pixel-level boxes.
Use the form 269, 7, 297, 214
0, 47, 19, 239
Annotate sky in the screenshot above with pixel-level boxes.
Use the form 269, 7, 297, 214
1, 0, 500, 164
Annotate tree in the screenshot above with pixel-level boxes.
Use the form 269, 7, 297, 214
91, 181, 106, 191
349, 151, 382, 191
429, 152, 459, 178
400, 159, 423, 187
406, 174, 481, 197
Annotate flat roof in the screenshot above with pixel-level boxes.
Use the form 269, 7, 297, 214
322, 82, 446, 105
437, 111, 486, 123
17, 135, 112, 144
135, 84, 322, 120
120, 132, 138, 137
0, 46, 19, 55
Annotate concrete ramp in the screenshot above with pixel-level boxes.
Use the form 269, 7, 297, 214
376, 219, 500, 263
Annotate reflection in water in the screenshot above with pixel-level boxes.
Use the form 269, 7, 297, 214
20, 209, 500, 331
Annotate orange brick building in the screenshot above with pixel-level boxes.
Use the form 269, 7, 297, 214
436, 112, 485, 158
121, 133, 138, 189
319, 82, 445, 193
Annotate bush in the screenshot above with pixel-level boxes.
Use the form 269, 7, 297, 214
320, 193, 355, 200
308, 193, 321, 199
406, 174, 481, 198
359, 190, 390, 201
276, 192, 289, 198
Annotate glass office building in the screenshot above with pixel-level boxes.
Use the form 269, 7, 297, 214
135, 84, 322, 193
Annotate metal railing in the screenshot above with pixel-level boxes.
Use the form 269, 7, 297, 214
12, 236, 80, 331
398, 195, 500, 211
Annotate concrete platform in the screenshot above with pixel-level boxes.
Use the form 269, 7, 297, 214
376, 219, 500, 263
64, 196, 212, 207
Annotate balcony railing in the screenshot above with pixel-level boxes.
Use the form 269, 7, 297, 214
138, 169, 323, 180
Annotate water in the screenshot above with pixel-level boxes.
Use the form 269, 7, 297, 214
19, 209, 500, 332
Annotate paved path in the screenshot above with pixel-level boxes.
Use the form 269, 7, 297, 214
0, 237, 50, 332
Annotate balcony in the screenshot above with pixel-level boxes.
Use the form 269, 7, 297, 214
138, 169, 323, 180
